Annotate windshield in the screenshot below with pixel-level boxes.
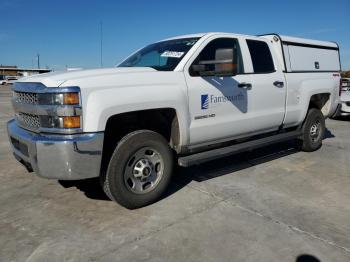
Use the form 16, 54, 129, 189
118, 37, 200, 71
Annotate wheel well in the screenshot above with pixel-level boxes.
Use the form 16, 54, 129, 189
100, 108, 178, 176
308, 93, 331, 116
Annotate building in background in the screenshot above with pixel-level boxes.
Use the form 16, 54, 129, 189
0, 65, 51, 78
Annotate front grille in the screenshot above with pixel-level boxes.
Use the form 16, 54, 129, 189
13, 91, 40, 131
15, 113, 41, 130
14, 92, 39, 104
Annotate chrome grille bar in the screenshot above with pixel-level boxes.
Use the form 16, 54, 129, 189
13, 92, 39, 104
15, 113, 41, 129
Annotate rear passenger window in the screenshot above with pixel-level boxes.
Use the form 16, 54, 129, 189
246, 40, 275, 73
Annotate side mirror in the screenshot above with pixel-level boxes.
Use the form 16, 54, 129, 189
190, 48, 237, 77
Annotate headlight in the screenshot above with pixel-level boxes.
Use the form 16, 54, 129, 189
38, 92, 80, 105
40, 92, 82, 130
40, 115, 81, 129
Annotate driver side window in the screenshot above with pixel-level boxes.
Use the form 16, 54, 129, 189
190, 38, 244, 76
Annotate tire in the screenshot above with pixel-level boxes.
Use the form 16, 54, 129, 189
298, 108, 325, 152
102, 130, 174, 209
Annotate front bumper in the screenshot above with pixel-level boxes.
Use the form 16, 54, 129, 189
7, 119, 104, 180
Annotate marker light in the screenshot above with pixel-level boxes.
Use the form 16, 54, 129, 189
63, 116, 80, 128
63, 93, 80, 105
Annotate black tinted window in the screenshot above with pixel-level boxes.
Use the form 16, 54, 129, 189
246, 40, 275, 73
191, 38, 244, 75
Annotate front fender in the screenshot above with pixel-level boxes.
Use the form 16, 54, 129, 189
82, 84, 190, 147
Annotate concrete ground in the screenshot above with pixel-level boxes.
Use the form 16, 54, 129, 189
0, 84, 349, 262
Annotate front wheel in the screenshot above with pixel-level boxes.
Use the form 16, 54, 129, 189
102, 130, 174, 209
298, 108, 325, 152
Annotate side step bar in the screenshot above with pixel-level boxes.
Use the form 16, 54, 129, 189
178, 130, 302, 167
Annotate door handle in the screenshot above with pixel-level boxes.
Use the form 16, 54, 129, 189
273, 81, 284, 88
238, 82, 252, 89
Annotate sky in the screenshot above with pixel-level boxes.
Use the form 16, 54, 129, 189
1, 0, 349, 70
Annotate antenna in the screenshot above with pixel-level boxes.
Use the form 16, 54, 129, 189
100, 21, 103, 67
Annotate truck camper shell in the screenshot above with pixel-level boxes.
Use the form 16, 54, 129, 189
260, 34, 341, 73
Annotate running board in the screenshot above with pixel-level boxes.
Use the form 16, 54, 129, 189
178, 130, 302, 167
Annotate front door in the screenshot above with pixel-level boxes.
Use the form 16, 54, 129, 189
184, 36, 286, 146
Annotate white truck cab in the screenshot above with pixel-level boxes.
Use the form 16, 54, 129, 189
7, 32, 341, 208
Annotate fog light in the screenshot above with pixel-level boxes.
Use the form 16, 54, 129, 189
63, 93, 80, 105
63, 116, 80, 128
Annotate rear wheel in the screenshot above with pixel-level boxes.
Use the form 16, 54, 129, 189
102, 130, 174, 209
298, 108, 325, 152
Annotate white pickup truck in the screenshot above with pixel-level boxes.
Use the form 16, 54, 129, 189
7, 32, 341, 209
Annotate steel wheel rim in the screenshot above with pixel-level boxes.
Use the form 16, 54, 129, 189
124, 147, 164, 194
310, 119, 322, 142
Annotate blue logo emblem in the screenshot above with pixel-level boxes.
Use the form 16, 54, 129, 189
201, 94, 209, 110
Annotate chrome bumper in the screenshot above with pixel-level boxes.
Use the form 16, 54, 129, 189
333, 103, 350, 117
7, 119, 104, 180
339, 101, 350, 116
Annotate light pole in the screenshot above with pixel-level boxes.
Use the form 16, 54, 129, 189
100, 21, 103, 68
37, 54, 40, 69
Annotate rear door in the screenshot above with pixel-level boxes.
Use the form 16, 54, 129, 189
239, 39, 286, 132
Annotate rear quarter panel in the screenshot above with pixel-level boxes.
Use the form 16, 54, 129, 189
283, 72, 340, 127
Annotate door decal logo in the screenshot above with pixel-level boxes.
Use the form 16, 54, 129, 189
201, 93, 245, 110
201, 94, 209, 110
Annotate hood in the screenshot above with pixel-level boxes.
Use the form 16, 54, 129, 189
19, 67, 157, 87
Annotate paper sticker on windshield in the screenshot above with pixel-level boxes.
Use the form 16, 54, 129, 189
161, 51, 184, 58
186, 41, 197, 46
